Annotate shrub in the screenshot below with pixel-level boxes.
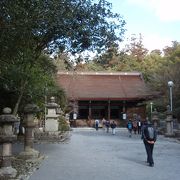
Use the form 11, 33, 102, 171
58, 115, 70, 132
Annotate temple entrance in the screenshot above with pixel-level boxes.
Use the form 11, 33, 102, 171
79, 108, 89, 119
91, 107, 106, 119
78, 100, 124, 120
73, 100, 146, 127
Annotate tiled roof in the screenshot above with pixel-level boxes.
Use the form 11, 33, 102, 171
56, 72, 153, 101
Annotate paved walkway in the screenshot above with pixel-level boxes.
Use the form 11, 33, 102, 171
30, 128, 180, 180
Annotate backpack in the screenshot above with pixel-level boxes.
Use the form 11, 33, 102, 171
147, 127, 155, 140
128, 122, 132, 129
106, 121, 110, 127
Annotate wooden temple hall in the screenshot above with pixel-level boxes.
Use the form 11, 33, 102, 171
56, 72, 153, 126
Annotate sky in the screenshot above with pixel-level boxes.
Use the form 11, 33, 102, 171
107, 0, 180, 51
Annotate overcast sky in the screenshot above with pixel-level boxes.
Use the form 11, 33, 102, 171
107, 0, 180, 51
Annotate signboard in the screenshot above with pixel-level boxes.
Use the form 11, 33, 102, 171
73, 113, 77, 120
123, 113, 127, 120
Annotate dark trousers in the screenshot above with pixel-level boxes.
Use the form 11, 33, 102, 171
106, 127, 109, 133
143, 140, 154, 165
138, 126, 141, 134
95, 124, 99, 130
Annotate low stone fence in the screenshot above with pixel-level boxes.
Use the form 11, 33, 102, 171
34, 128, 70, 143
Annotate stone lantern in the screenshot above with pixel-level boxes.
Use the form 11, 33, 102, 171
0, 107, 19, 178
152, 109, 159, 129
19, 104, 40, 159
45, 97, 61, 132
165, 105, 174, 137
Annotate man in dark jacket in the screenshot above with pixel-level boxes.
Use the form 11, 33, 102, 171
105, 120, 110, 133
142, 121, 157, 167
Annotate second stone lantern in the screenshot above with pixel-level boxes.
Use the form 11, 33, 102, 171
45, 97, 61, 132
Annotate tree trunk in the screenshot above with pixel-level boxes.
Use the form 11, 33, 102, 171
13, 90, 24, 115
13, 80, 27, 115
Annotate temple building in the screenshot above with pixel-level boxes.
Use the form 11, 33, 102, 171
56, 71, 154, 127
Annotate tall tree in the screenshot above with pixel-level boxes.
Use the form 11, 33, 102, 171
0, 54, 58, 114
54, 53, 73, 71
125, 33, 148, 62
93, 45, 120, 69
0, 0, 126, 114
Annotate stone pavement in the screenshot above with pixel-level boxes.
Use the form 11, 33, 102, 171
29, 128, 180, 180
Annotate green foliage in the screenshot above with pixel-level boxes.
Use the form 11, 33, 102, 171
0, 0, 125, 57
125, 33, 148, 62
54, 53, 73, 71
84, 62, 105, 71
89, 34, 150, 75
0, 0, 125, 114
86, 37, 180, 121
46, 85, 67, 111
58, 115, 70, 132
0, 53, 61, 114
93, 45, 119, 69
146, 45, 179, 120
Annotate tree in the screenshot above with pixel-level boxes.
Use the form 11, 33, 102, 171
0, 0, 126, 114
54, 53, 73, 71
125, 33, 148, 62
89, 33, 149, 73
0, 0, 125, 58
0, 54, 58, 114
148, 42, 180, 121
93, 45, 120, 70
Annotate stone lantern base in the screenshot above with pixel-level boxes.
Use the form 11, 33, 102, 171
19, 148, 40, 160
165, 132, 175, 137
45, 118, 59, 131
0, 166, 17, 178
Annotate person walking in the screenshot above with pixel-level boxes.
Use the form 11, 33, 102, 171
137, 120, 141, 134
127, 119, 133, 137
105, 119, 110, 133
95, 119, 99, 131
110, 120, 117, 135
141, 121, 157, 167
137, 115, 142, 134
102, 117, 106, 130
132, 120, 137, 134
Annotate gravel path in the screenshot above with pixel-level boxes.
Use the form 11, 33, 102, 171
29, 128, 180, 180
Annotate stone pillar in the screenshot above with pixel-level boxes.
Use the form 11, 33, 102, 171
73, 100, 78, 115
72, 100, 78, 127
19, 104, 40, 159
123, 101, 126, 113
108, 100, 111, 120
0, 107, 19, 178
165, 109, 174, 137
122, 101, 126, 120
88, 100, 92, 119
152, 109, 159, 129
